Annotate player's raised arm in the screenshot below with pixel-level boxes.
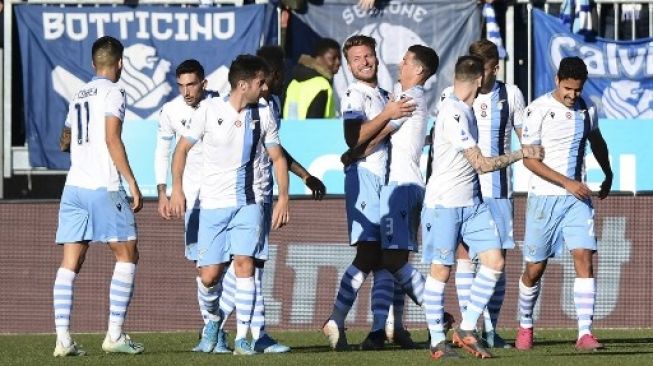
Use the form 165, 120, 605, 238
105, 115, 142, 213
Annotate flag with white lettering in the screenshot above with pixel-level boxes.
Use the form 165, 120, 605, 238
15, 4, 275, 169
533, 9, 653, 119
288, 0, 481, 116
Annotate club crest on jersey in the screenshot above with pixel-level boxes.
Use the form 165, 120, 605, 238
480, 103, 487, 110
234, 120, 242, 128
386, 235, 393, 243
453, 114, 460, 122
116, 202, 122, 211
346, 90, 351, 97
400, 210, 407, 218
527, 109, 532, 117
426, 223, 432, 232
361, 201, 367, 210
549, 111, 556, 119
181, 119, 187, 126
566, 112, 572, 119
217, 118, 223, 125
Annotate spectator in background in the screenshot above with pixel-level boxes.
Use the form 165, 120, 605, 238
283, 38, 341, 119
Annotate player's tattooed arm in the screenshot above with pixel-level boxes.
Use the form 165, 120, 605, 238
463, 145, 544, 174
59, 127, 71, 152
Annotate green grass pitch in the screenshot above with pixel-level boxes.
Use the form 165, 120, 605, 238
1, 329, 651, 366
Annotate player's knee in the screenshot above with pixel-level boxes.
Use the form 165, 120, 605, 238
233, 256, 255, 277
479, 249, 504, 271
522, 261, 546, 285
429, 264, 451, 282
571, 249, 594, 277
199, 270, 221, 288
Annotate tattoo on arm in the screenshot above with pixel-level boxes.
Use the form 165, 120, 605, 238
463, 146, 523, 174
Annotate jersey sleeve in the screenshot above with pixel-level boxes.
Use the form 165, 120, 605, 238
341, 88, 366, 122
588, 104, 599, 132
262, 104, 281, 147
509, 85, 526, 129
521, 103, 545, 145
183, 103, 208, 145
432, 86, 453, 119
105, 86, 126, 121
443, 109, 476, 152
154, 106, 175, 185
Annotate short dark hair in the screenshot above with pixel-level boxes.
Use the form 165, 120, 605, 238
314, 38, 340, 58
408, 44, 439, 79
176, 59, 205, 80
469, 39, 499, 66
91, 36, 123, 68
228, 54, 270, 89
256, 45, 285, 75
454, 55, 484, 81
343, 35, 376, 61
557, 56, 588, 82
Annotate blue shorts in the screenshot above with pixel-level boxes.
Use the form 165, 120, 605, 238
380, 183, 424, 251
523, 195, 596, 262
252, 202, 271, 261
197, 204, 262, 267
345, 166, 384, 245
421, 203, 501, 265
184, 207, 200, 261
55, 186, 136, 244
484, 197, 515, 250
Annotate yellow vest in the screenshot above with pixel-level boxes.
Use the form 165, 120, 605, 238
283, 76, 335, 119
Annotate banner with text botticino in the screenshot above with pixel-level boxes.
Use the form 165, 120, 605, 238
15, 4, 276, 170
533, 9, 653, 119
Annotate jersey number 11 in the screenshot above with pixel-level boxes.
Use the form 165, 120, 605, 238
75, 101, 90, 145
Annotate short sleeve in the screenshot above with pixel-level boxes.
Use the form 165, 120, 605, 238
106, 86, 126, 121
509, 85, 526, 129
443, 109, 476, 152
183, 103, 208, 144
157, 106, 175, 140
262, 104, 280, 147
588, 104, 599, 132
341, 88, 366, 121
521, 105, 545, 145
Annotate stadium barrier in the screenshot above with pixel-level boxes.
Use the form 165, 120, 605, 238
0, 194, 651, 334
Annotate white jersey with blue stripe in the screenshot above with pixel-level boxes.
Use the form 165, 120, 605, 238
425, 95, 481, 208
386, 83, 427, 186
341, 81, 390, 178
65, 77, 125, 191
184, 96, 280, 209
440, 81, 525, 198
253, 95, 281, 204
521, 92, 599, 196
154, 92, 218, 202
